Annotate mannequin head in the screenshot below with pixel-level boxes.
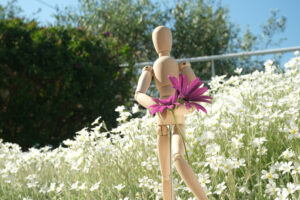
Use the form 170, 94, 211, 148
152, 26, 172, 56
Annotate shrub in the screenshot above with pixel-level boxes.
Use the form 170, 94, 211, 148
0, 18, 134, 151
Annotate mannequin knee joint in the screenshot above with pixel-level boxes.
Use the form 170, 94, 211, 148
157, 126, 168, 136
172, 153, 183, 162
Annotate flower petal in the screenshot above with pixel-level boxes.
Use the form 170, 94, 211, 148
159, 98, 171, 104
149, 106, 160, 115
191, 102, 207, 114
179, 73, 183, 92
167, 105, 174, 109
184, 101, 191, 109
168, 75, 180, 91
192, 99, 212, 104
186, 78, 203, 95
151, 97, 161, 104
159, 105, 167, 113
171, 91, 179, 103
174, 102, 181, 106
188, 87, 208, 100
148, 104, 158, 109
181, 74, 188, 95
201, 95, 213, 100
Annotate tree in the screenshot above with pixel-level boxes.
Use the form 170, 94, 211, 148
170, 0, 235, 80
54, 0, 286, 81
0, 18, 134, 151
0, 0, 23, 20
54, 0, 169, 61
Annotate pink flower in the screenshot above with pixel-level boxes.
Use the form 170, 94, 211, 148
168, 74, 212, 114
148, 92, 180, 115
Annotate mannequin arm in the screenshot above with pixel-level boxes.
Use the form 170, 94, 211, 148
134, 66, 156, 109
179, 61, 196, 84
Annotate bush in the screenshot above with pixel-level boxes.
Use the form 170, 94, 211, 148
0, 18, 134, 151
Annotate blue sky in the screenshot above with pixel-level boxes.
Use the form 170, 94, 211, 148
1, 0, 299, 65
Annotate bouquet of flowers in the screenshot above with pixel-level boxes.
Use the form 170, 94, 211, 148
148, 73, 213, 164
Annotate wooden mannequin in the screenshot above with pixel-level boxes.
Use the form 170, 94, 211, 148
135, 26, 209, 200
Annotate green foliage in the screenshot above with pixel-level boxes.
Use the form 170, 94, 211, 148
170, 0, 236, 80
0, 18, 134, 151
54, 0, 168, 62
0, 0, 23, 20
54, 0, 286, 81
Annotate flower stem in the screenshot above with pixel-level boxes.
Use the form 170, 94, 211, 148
170, 110, 191, 165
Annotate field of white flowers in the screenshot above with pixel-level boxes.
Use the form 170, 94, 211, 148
0, 53, 300, 200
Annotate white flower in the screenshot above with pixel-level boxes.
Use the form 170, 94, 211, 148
251, 137, 267, 147
257, 146, 268, 156
286, 182, 297, 195
233, 158, 246, 168
114, 184, 125, 191
131, 103, 140, 114
264, 59, 274, 67
261, 168, 279, 181
238, 185, 251, 194
281, 120, 300, 139
234, 67, 243, 75
119, 197, 129, 200
205, 143, 220, 155
70, 181, 79, 191
214, 181, 226, 194
264, 59, 276, 74
205, 155, 224, 172
278, 161, 294, 175
231, 157, 246, 169
117, 111, 132, 122
27, 180, 38, 188
280, 148, 295, 159
291, 162, 300, 175
138, 176, 149, 188
91, 116, 102, 125
231, 137, 244, 149
56, 183, 64, 194
115, 105, 126, 113
39, 185, 48, 194
265, 181, 280, 196
196, 131, 215, 145
90, 181, 101, 191
275, 188, 289, 200
47, 182, 56, 192
78, 182, 87, 190
141, 156, 158, 170
25, 174, 37, 181
221, 158, 234, 173
197, 172, 211, 187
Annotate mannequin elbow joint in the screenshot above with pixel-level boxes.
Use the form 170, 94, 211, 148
134, 91, 140, 101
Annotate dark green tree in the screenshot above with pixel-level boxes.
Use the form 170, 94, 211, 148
0, 18, 134, 151
54, 0, 286, 81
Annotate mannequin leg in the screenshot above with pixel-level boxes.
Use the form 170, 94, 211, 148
172, 124, 209, 200
157, 125, 175, 200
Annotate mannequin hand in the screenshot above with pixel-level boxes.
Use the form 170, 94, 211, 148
173, 104, 195, 115
179, 61, 191, 71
